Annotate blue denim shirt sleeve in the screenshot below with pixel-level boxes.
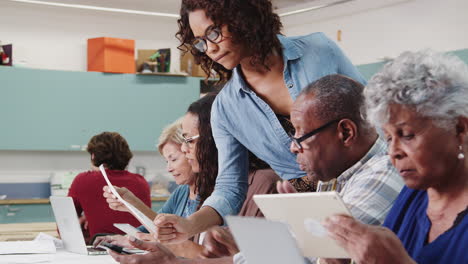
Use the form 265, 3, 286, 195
201, 97, 249, 220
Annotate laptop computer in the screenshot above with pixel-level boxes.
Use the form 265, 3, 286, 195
50, 196, 107, 255
226, 216, 307, 264
253, 191, 351, 258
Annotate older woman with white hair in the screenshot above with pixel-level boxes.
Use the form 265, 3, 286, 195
323, 50, 468, 264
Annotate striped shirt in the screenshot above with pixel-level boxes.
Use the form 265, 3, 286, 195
233, 138, 403, 264
317, 138, 404, 225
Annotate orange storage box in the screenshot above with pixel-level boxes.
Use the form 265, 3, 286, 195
87, 37, 135, 74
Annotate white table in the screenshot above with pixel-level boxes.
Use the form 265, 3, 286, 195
0, 249, 118, 264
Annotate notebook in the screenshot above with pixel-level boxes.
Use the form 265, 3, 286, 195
50, 196, 107, 255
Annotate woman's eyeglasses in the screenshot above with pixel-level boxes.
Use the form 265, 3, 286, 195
192, 25, 223, 53
182, 134, 199, 148
289, 119, 341, 151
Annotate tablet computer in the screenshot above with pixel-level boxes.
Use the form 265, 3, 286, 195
226, 216, 306, 264
253, 191, 351, 258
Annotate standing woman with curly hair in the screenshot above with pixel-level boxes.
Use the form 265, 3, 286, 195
154, 0, 366, 243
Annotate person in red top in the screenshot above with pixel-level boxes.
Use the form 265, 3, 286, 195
68, 131, 151, 243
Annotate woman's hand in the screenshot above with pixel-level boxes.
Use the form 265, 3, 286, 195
153, 214, 194, 244
201, 226, 239, 258
135, 232, 157, 242
102, 185, 137, 212
93, 234, 133, 249
108, 237, 179, 264
78, 214, 88, 231
323, 215, 416, 264
276, 180, 297, 193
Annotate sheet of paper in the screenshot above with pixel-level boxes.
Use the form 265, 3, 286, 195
34, 232, 63, 249
113, 223, 140, 237
99, 164, 157, 233
0, 240, 56, 255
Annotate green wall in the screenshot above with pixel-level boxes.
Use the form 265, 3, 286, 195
0, 67, 200, 151
1, 48, 467, 151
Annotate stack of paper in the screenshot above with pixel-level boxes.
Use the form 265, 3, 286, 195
0, 240, 56, 254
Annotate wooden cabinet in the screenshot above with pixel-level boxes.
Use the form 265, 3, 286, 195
0, 222, 58, 241
0, 67, 200, 151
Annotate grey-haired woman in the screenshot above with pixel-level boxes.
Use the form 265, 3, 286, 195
323, 50, 468, 264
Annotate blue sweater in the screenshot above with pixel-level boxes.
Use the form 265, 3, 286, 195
137, 185, 199, 233
383, 186, 468, 263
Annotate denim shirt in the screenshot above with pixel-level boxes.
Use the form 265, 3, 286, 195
204, 32, 367, 219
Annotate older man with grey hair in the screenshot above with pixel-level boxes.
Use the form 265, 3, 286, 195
281, 74, 404, 225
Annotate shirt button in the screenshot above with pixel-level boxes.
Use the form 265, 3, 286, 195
287, 83, 294, 88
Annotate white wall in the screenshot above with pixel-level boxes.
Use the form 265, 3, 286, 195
282, 0, 468, 64
0, 1, 181, 72
3, 0, 466, 70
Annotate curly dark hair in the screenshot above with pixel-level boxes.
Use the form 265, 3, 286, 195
87, 132, 133, 170
187, 93, 219, 207
176, 0, 283, 83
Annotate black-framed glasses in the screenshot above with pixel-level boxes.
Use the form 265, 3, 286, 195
192, 25, 223, 53
289, 119, 341, 151
182, 134, 199, 148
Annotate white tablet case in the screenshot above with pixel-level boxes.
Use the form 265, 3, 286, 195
253, 191, 351, 258
226, 216, 306, 264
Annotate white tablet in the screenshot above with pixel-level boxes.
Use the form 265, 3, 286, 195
113, 223, 140, 237
253, 191, 351, 258
226, 216, 306, 264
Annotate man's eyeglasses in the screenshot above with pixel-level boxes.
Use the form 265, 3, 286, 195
192, 25, 223, 53
182, 134, 199, 148
289, 119, 341, 151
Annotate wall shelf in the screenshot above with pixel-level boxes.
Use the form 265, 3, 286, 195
136, 72, 189, 77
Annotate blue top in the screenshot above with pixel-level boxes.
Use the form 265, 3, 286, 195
137, 185, 199, 233
383, 186, 468, 263
204, 32, 367, 218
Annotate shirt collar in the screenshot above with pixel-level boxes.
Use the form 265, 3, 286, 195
277, 34, 303, 61
234, 35, 302, 94
335, 137, 387, 185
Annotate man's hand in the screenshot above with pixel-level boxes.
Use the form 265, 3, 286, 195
201, 226, 239, 258
109, 237, 179, 264
153, 214, 193, 244
276, 180, 297, 193
323, 215, 416, 264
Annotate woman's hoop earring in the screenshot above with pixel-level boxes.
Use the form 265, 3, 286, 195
458, 145, 465, 160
